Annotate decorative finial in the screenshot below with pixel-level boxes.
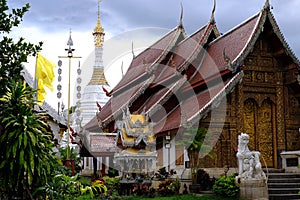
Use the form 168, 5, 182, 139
98, 0, 101, 20
66, 29, 75, 57
264, 0, 271, 10
131, 42, 135, 59
67, 29, 73, 46
121, 61, 124, 77
179, 2, 183, 28
210, 0, 216, 23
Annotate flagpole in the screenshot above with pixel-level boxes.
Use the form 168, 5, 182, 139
34, 53, 39, 101
58, 31, 81, 160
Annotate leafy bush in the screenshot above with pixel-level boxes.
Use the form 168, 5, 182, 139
40, 174, 107, 200
0, 81, 57, 199
213, 174, 239, 197
80, 179, 107, 198
102, 176, 120, 195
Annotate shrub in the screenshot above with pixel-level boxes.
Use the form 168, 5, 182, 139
102, 176, 120, 194
213, 174, 239, 197
157, 178, 180, 196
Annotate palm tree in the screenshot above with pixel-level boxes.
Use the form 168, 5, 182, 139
0, 81, 57, 199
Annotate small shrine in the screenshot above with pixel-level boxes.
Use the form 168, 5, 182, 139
114, 108, 157, 184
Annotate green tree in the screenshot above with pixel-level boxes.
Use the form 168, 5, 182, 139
0, 0, 42, 97
0, 81, 58, 198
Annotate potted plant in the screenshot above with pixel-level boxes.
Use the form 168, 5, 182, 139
59, 146, 78, 176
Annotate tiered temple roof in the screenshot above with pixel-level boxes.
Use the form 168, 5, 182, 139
85, 1, 300, 137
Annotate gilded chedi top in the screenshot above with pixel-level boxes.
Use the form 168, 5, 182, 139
80, 0, 110, 126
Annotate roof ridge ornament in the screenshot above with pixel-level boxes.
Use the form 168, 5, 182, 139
179, 2, 183, 28
121, 61, 124, 77
67, 29, 73, 46
131, 41, 135, 59
210, 0, 216, 23
263, 0, 272, 10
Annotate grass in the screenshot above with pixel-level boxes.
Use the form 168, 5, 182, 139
119, 194, 241, 200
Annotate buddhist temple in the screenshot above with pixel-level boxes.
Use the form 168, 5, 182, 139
84, 0, 300, 176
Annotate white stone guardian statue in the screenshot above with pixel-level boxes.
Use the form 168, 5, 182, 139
236, 133, 266, 179
236, 133, 268, 200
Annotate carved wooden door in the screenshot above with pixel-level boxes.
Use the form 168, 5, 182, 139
243, 98, 275, 167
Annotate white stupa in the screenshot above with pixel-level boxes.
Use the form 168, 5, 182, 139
80, 1, 110, 126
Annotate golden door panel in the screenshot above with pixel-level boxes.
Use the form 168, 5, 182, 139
257, 99, 274, 167
243, 98, 274, 167
243, 99, 256, 150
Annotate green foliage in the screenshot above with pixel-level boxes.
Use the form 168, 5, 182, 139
0, 81, 57, 198
59, 146, 82, 176
42, 174, 107, 200
213, 174, 239, 198
102, 176, 120, 192
80, 179, 107, 198
0, 1, 43, 197
59, 146, 78, 159
119, 193, 241, 200
0, 0, 42, 97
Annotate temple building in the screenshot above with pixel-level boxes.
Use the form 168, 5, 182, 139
79, 1, 113, 175
84, 0, 300, 175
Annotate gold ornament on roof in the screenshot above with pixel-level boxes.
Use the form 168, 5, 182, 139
93, 0, 105, 47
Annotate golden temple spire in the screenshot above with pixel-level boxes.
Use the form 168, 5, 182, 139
93, 0, 105, 47
88, 0, 109, 86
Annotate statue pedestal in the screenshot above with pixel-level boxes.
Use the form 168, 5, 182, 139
238, 178, 268, 200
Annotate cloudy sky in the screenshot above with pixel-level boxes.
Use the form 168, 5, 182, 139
7, 0, 300, 108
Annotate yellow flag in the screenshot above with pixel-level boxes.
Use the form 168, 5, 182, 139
37, 79, 46, 105
36, 53, 56, 91
36, 53, 56, 104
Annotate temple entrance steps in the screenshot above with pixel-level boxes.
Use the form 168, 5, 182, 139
268, 172, 300, 200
